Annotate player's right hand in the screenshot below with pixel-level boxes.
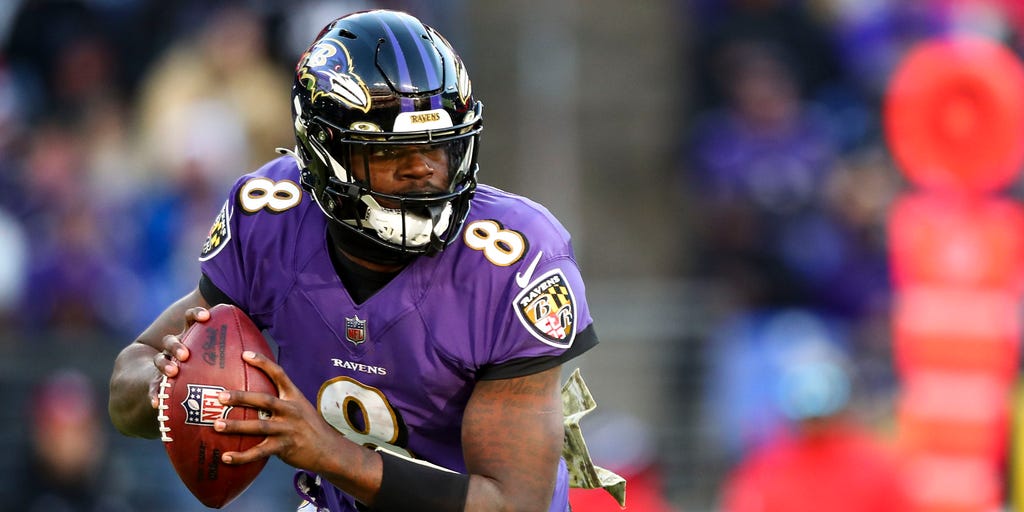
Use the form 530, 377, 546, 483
146, 306, 210, 411
151, 306, 210, 378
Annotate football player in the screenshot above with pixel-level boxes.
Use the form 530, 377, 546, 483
109, 9, 602, 512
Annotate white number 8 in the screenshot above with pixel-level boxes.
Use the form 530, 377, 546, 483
238, 178, 302, 213
318, 377, 412, 457
463, 220, 526, 266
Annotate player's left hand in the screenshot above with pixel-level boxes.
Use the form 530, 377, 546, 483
212, 350, 348, 474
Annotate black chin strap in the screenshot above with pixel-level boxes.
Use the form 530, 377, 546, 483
326, 220, 419, 267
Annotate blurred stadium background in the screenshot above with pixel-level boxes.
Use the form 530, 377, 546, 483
2, 0, 1023, 510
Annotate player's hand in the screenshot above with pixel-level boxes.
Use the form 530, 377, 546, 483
213, 350, 348, 474
146, 307, 210, 408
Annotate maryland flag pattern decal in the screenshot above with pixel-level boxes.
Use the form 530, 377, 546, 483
513, 269, 577, 349
199, 199, 231, 262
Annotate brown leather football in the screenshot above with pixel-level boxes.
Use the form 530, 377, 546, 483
158, 303, 277, 508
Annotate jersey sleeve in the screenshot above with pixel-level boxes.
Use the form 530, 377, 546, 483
454, 190, 600, 379
196, 156, 309, 316
477, 252, 599, 380
197, 193, 251, 310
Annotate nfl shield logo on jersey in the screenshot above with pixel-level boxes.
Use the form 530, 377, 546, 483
345, 315, 367, 345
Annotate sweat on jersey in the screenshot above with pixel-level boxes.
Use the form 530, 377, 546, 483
196, 156, 598, 511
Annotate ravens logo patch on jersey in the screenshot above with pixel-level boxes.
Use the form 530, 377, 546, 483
513, 269, 577, 349
199, 199, 232, 262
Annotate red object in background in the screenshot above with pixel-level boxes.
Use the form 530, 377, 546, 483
721, 423, 910, 512
888, 194, 1024, 291
902, 453, 1002, 512
885, 31, 1024, 512
569, 468, 676, 512
884, 36, 1024, 193
893, 286, 1020, 380
897, 370, 1011, 460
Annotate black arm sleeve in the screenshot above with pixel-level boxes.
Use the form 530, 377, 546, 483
477, 324, 599, 380
371, 450, 469, 512
198, 273, 238, 307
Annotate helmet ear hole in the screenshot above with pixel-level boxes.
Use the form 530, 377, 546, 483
311, 124, 329, 144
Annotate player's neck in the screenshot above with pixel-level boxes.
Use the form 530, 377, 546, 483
340, 249, 406, 273
329, 246, 404, 304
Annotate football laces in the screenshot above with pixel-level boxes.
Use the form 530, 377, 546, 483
157, 375, 173, 442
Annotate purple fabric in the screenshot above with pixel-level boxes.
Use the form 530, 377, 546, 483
201, 156, 589, 511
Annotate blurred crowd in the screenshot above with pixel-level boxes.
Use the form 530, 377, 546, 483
676, 0, 1024, 510
1, 0, 288, 337
0, 1, 447, 511
4, 0, 1024, 510
678, 0, 1024, 510
0, 0, 458, 339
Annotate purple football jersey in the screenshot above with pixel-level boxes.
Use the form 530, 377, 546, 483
198, 156, 597, 511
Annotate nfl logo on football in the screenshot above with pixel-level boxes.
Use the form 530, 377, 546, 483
345, 316, 367, 345
182, 384, 232, 426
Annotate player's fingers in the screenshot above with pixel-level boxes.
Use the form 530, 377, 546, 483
219, 438, 277, 465
184, 306, 210, 325
213, 416, 277, 437
148, 378, 166, 409
218, 389, 279, 411
159, 333, 189, 362
152, 350, 180, 377
240, 351, 298, 396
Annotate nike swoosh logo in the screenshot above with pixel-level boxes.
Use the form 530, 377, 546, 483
515, 250, 544, 288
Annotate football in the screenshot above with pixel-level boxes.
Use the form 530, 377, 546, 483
157, 303, 277, 508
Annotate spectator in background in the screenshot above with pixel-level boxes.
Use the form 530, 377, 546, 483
682, 33, 896, 325
3, 0, 111, 120
125, 3, 293, 324
11, 369, 135, 512
15, 120, 142, 335
127, 100, 253, 329
134, 2, 291, 176
816, 147, 900, 321
703, 309, 853, 460
21, 200, 142, 335
686, 0, 843, 114
684, 39, 839, 312
718, 318, 909, 512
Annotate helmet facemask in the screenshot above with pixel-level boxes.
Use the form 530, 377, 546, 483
298, 101, 481, 258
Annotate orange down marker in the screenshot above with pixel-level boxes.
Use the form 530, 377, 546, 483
884, 35, 1024, 512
